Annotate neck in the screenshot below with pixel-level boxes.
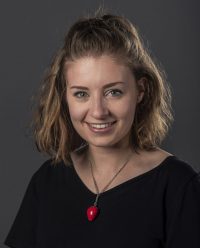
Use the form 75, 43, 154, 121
85, 143, 136, 176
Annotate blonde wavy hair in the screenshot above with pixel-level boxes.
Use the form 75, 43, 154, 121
30, 10, 174, 166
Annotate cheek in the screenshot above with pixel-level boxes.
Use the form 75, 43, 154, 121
66, 96, 86, 122
121, 107, 136, 125
114, 97, 137, 120
68, 104, 84, 121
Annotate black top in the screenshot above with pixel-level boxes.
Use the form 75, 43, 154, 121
4, 155, 200, 248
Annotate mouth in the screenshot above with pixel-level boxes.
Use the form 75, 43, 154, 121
86, 121, 117, 133
88, 121, 116, 128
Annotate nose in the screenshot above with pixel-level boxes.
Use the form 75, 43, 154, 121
89, 95, 109, 119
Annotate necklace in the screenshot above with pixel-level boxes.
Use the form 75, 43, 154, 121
86, 153, 133, 221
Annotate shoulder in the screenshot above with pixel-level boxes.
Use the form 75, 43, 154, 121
148, 151, 200, 213
138, 148, 197, 179
143, 148, 198, 188
164, 155, 198, 182
148, 148, 198, 178
158, 155, 200, 205
30, 159, 73, 189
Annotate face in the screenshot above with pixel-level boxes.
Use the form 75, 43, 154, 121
65, 55, 144, 149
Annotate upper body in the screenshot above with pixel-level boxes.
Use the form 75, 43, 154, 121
4, 10, 200, 248
4, 151, 200, 248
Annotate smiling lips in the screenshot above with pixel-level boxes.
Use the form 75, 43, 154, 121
87, 121, 116, 130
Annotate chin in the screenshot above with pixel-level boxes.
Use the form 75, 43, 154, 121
86, 138, 124, 148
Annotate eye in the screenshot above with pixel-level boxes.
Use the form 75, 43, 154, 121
106, 89, 123, 97
73, 91, 88, 98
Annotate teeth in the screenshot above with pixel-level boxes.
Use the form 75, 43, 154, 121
90, 122, 114, 129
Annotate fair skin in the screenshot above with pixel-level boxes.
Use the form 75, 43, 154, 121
65, 55, 172, 193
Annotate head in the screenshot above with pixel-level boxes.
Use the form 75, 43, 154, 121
31, 11, 173, 165
65, 55, 145, 151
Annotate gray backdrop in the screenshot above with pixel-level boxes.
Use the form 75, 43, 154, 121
1, 0, 199, 245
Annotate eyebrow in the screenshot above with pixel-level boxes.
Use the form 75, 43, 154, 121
69, 81, 125, 90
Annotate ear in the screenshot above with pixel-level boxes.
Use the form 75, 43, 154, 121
136, 77, 146, 103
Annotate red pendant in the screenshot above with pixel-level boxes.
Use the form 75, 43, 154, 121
87, 206, 99, 221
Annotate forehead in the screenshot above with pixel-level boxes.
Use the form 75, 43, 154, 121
64, 55, 132, 84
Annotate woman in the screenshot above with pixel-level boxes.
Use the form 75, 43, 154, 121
4, 10, 200, 248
